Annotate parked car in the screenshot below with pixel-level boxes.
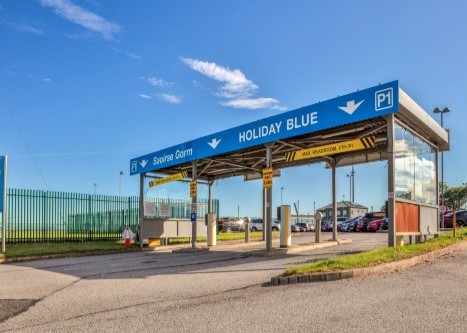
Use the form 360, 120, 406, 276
291, 224, 302, 232
219, 217, 245, 232
323, 217, 348, 231
340, 216, 361, 232
297, 222, 314, 232
380, 217, 389, 230
249, 218, 280, 232
356, 212, 386, 232
367, 218, 386, 232
444, 210, 467, 228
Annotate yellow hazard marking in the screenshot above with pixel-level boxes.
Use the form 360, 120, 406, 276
285, 136, 375, 162
263, 167, 273, 189
190, 180, 197, 198
149, 172, 188, 187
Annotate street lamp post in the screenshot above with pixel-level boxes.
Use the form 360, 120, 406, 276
280, 187, 284, 205
93, 182, 98, 195
346, 166, 356, 203
434, 107, 450, 228
119, 171, 124, 196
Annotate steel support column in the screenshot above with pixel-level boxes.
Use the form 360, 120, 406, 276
191, 161, 198, 248
332, 161, 338, 241
139, 173, 144, 249
265, 143, 273, 251
387, 115, 396, 247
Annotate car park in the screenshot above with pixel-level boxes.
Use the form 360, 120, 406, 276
444, 210, 467, 228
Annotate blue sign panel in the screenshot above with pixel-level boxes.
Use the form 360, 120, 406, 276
131, 81, 399, 175
0, 156, 4, 213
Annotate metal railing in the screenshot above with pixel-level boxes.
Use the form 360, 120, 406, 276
2, 189, 219, 244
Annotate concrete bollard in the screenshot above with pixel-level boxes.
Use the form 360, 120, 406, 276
315, 211, 323, 243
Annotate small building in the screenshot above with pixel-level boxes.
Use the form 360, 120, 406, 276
317, 201, 368, 220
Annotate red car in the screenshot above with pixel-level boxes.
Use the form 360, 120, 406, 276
367, 218, 386, 232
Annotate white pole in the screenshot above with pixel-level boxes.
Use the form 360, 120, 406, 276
2, 155, 7, 254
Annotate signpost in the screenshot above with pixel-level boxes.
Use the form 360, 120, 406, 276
130, 81, 399, 175
1, 156, 7, 254
285, 136, 375, 162
149, 171, 188, 187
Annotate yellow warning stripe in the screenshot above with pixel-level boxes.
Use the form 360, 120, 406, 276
149, 171, 188, 187
285, 136, 375, 162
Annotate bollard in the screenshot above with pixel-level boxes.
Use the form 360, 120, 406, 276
244, 217, 251, 243
207, 213, 217, 246
280, 205, 291, 248
453, 203, 457, 238
315, 211, 323, 243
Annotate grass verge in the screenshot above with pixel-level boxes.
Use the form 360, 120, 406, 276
0, 231, 280, 259
0, 241, 139, 260
282, 228, 467, 277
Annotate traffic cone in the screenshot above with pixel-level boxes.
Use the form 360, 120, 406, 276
122, 226, 134, 248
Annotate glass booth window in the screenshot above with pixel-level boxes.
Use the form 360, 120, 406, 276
395, 124, 436, 204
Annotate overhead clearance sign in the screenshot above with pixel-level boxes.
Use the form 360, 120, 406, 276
149, 172, 188, 187
131, 81, 398, 175
285, 137, 376, 162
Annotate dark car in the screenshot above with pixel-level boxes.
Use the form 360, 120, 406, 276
340, 216, 361, 232
444, 210, 467, 228
380, 217, 389, 230
356, 212, 386, 232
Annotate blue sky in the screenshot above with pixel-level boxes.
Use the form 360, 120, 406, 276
1, 0, 466, 217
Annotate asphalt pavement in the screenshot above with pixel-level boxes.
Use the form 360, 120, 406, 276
1, 232, 465, 332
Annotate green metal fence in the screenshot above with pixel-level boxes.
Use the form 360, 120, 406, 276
2, 189, 219, 244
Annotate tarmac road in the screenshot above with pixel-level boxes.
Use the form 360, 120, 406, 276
1, 233, 465, 332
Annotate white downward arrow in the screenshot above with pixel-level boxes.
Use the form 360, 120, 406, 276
140, 159, 148, 168
338, 99, 364, 115
208, 138, 221, 149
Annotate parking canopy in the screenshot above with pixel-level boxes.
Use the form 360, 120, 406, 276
130, 81, 447, 180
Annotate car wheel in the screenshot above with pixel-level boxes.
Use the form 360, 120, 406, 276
272, 227, 278, 231
252, 227, 257, 232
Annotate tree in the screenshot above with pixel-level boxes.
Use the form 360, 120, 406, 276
443, 186, 467, 210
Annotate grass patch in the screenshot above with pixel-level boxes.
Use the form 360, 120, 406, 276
282, 228, 467, 277
168, 231, 279, 244
0, 231, 280, 259
0, 241, 139, 259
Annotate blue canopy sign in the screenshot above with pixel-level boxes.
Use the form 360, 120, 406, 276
131, 81, 399, 175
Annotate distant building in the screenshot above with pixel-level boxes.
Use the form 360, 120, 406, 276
317, 201, 368, 220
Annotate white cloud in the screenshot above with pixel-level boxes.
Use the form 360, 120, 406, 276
138, 94, 152, 100
181, 57, 286, 111
40, 0, 120, 40
222, 98, 286, 110
42, 77, 52, 82
157, 93, 181, 104
180, 57, 257, 99
1, 19, 44, 35
147, 77, 171, 87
